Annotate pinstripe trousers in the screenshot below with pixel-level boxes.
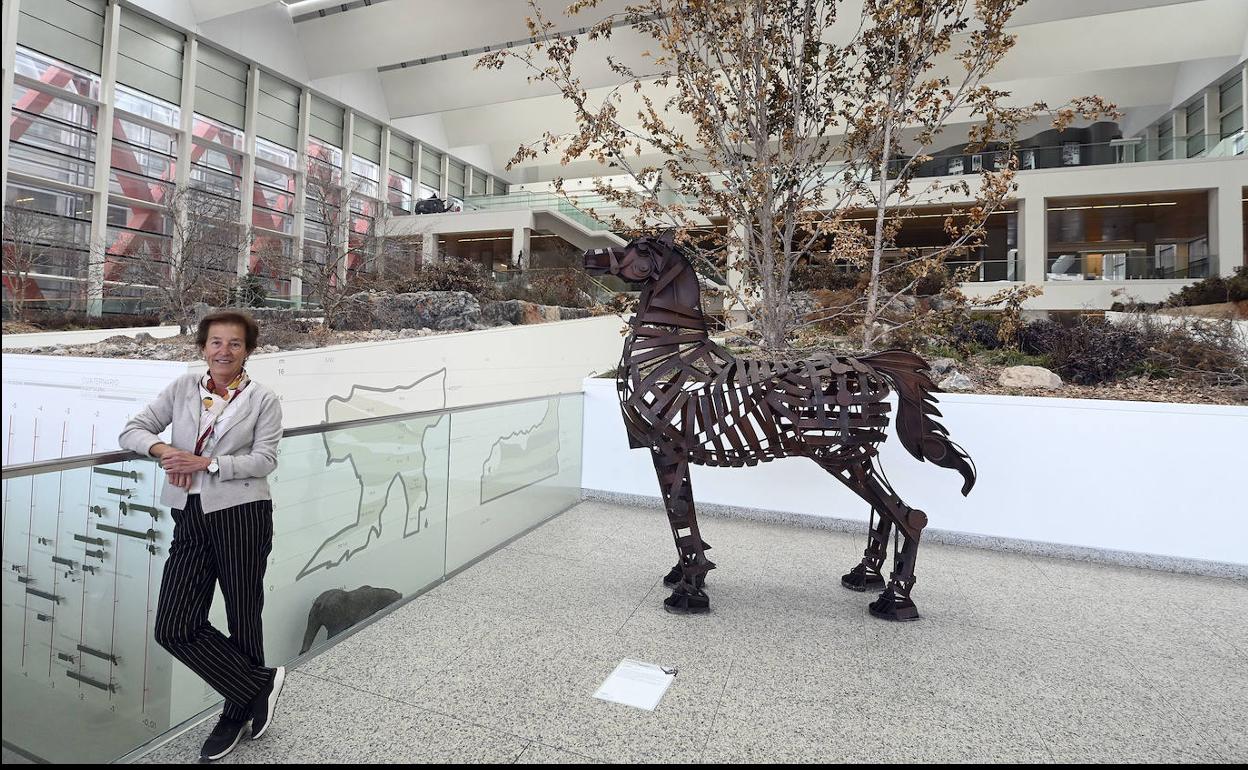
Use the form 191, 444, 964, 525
154, 495, 275, 721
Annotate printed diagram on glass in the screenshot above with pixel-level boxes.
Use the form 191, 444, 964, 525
295, 369, 448, 580
479, 398, 562, 504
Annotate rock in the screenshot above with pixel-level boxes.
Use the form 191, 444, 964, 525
189, 302, 215, 327
132, 332, 157, 344
366, 291, 481, 331
928, 296, 954, 312
938, 371, 975, 391
999, 365, 1063, 389
929, 357, 958, 376
557, 306, 592, 320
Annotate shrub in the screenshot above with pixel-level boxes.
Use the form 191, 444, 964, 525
390, 258, 497, 298
1133, 316, 1247, 386
949, 317, 1003, 351
228, 273, 268, 308
1018, 319, 1068, 356
790, 262, 864, 292
1045, 318, 1146, 385
1164, 267, 1248, 307
499, 268, 597, 308
28, 311, 162, 330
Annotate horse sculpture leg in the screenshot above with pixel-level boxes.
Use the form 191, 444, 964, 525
818, 457, 927, 621
841, 506, 891, 592
651, 448, 714, 614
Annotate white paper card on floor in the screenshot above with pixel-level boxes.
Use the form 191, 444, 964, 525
593, 659, 677, 711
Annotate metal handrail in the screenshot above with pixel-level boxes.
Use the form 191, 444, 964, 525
1, 391, 583, 479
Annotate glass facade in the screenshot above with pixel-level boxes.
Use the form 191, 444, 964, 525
4, 9, 508, 316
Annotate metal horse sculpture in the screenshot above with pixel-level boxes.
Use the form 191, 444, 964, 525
584, 235, 976, 621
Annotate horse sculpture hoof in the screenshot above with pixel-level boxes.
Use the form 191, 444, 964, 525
663, 590, 711, 615
662, 565, 707, 589
868, 590, 920, 622
840, 564, 886, 592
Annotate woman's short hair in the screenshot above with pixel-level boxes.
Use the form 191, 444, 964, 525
196, 310, 260, 352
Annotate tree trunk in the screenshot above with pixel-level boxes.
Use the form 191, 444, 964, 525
863, 117, 895, 351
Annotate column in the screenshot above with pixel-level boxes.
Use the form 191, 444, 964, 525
290, 87, 311, 307
338, 110, 354, 283
238, 64, 260, 277
1019, 194, 1046, 285
1214, 184, 1243, 277
1, 0, 22, 198
85, 0, 122, 316
512, 226, 530, 270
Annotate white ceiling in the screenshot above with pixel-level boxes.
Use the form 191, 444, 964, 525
183, 0, 1248, 180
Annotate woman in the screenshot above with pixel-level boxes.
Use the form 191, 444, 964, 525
119, 310, 285, 762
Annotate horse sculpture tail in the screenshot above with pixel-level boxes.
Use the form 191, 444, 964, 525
864, 350, 977, 496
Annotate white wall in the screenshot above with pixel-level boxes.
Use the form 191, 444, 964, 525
197, 2, 311, 83
581, 378, 1248, 565
391, 114, 450, 153
0, 317, 625, 463
1, 325, 181, 349
309, 70, 392, 122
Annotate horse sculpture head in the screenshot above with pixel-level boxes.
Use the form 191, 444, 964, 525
584, 233, 680, 284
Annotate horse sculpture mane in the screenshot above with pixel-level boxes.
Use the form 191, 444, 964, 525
585, 235, 976, 620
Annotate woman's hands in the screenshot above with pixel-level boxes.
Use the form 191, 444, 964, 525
160, 449, 211, 475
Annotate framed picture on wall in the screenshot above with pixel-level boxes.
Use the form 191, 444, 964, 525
1061, 142, 1081, 166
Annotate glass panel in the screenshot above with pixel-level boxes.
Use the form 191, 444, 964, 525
111, 144, 175, 182
114, 85, 180, 128
1, 459, 176, 764
13, 85, 98, 130
1221, 107, 1242, 140
192, 114, 244, 151
113, 115, 177, 156
445, 395, 584, 571
9, 141, 96, 187
1, 392, 583, 762
252, 206, 294, 234
255, 138, 297, 169
307, 138, 343, 169
15, 47, 101, 100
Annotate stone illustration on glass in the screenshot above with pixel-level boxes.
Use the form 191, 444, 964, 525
299, 585, 402, 654
585, 236, 977, 621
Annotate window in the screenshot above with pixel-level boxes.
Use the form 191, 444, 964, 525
1157, 121, 1173, 160
111, 87, 179, 206
1219, 73, 1243, 141
1046, 191, 1211, 280
1186, 99, 1206, 157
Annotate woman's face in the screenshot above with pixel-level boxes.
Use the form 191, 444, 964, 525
202, 322, 248, 382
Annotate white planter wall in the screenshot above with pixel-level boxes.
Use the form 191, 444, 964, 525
581, 377, 1248, 566
0, 316, 626, 464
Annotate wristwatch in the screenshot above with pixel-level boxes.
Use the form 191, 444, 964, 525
206, 458, 220, 474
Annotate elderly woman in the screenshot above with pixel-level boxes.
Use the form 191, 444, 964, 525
119, 310, 285, 762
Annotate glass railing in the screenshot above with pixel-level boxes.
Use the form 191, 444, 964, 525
1045, 253, 1213, 281
885, 132, 1245, 178
462, 191, 616, 231
0, 392, 584, 763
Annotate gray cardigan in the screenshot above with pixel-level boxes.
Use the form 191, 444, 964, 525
119, 372, 283, 513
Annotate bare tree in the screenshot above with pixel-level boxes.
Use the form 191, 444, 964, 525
2, 204, 79, 322
112, 185, 250, 333
266, 163, 392, 329
481, 0, 1113, 353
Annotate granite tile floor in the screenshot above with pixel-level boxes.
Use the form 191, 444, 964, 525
137, 500, 1245, 764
